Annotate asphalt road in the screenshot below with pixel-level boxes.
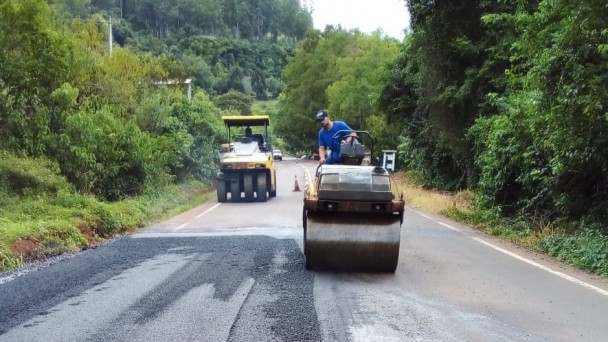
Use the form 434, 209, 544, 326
1, 157, 607, 341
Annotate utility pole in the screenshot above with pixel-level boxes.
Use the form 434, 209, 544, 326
108, 16, 113, 56
185, 79, 192, 101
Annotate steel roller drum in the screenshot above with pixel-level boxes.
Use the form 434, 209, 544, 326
304, 211, 401, 273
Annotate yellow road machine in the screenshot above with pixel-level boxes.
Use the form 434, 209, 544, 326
216, 115, 277, 202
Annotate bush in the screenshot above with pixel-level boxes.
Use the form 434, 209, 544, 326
49, 100, 171, 200
537, 228, 608, 277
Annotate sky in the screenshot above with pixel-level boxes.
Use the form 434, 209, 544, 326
308, 0, 410, 40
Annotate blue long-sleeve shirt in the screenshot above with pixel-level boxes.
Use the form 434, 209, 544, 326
318, 121, 353, 164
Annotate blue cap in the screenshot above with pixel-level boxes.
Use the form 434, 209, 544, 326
315, 110, 328, 121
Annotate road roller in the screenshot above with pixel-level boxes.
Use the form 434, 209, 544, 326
216, 115, 277, 202
303, 131, 404, 272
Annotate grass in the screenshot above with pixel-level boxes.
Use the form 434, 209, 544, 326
392, 172, 473, 215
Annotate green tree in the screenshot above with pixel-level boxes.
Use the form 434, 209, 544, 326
52, 0, 91, 19
380, 1, 530, 189
170, 91, 225, 181
212, 90, 253, 114
473, 0, 608, 221
0, 0, 73, 155
327, 32, 399, 130
277, 28, 356, 151
49, 97, 168, 200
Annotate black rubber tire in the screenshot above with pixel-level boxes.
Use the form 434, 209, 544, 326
230, 180, 240, 202
217, 181, 227, 203
256, 172, 267, 202
269, 171, 277, 197
243, 174, 254, 201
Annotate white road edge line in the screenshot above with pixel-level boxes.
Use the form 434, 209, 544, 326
196, 203, 222, 218
472, 237, 608, 297
408, 207, 608, 297
437, 221, 459, 232
407, 207, 433, 220
174, 203, 222, 230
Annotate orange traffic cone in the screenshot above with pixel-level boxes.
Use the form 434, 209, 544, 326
293, 175, 301, 192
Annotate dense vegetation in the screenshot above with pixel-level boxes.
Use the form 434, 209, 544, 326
57, 0, 312, 99
380, 1, 608, 231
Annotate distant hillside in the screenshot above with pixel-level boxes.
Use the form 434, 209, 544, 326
56, 0, 314, 99
88, 0, 312, 40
